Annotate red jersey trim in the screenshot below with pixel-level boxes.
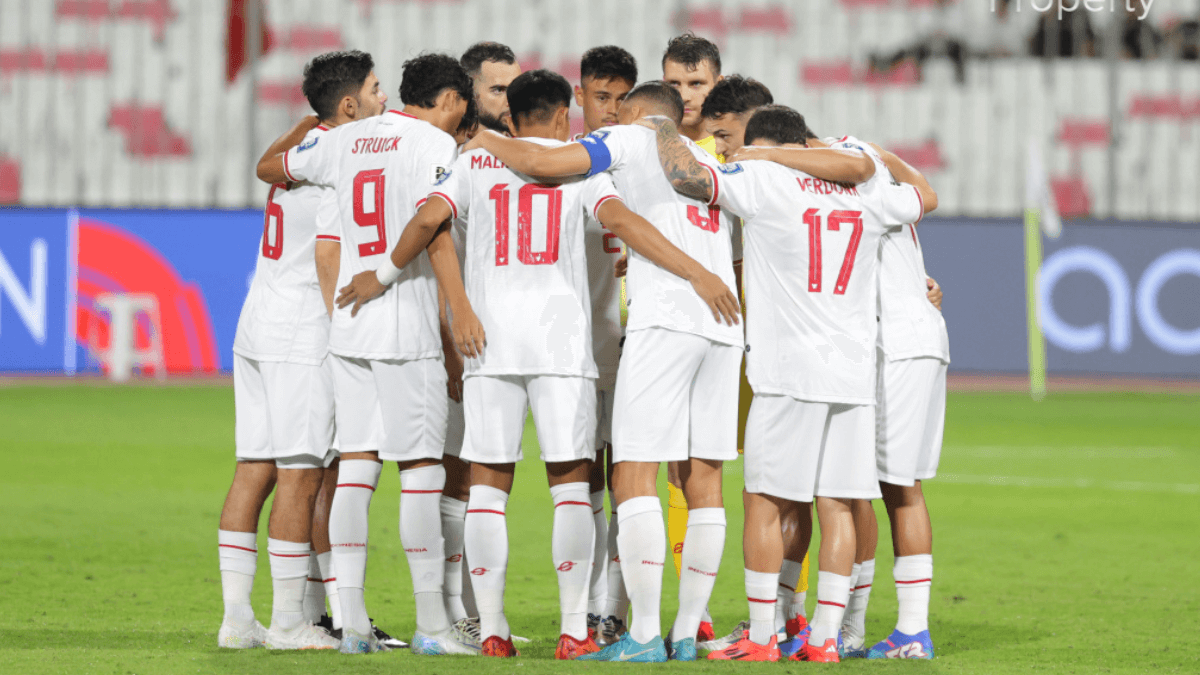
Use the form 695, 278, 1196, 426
704, 164, 720, 206
430, 192, 458, 219
316, 234, 341, 242
388, 109, 418, 119
282, 151, 297, 182
316, 125, 329, 131
913, 186, 924, 226
593, 194, 622, 220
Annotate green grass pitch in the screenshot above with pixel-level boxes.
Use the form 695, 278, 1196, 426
1, 386, 1197, 674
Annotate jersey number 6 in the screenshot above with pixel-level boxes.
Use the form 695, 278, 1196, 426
261, 183, 285, 260
489, 183, 562, 266
804, 208, 863, 295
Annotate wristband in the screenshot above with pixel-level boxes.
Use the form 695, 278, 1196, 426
375, 257, 401, 286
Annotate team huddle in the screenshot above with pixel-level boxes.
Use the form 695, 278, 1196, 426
218, 33, 949, 663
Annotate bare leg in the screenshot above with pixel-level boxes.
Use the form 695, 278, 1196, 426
219, 460, 277, 532
880, 482, 932, 557
851, 499, 878, 564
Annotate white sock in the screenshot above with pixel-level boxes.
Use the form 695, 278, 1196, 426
670, 508, 725, 642
303, 551, 325, 624
317, 551, 341, 629
745, 569, 778, 645
399, 464, 450, 635
218, 530, 258, 626
843, 559, 875, 644
551, 482, 594, 640
795, 590, 808, 620
616, 496, 664, 644
588, 490, 609, 616
602, 507, 629, 620
267, 538, 311, 632
329, 459, 380, 636
894, 554, 933, 635
465, 484, 510, 640
440, 496, 469, 622
809, 571, 852, 646
461, 547, 478, 618
777, 559, 803, 630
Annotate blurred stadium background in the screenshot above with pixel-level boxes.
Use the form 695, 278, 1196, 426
1, 0, 1197, 381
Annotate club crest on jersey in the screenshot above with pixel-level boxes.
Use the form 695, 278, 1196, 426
585, 129, 610, 144
430, 164, 450, 184
717, 162, 744, 175
433, 168, 452, 186
298, 136, 319, 152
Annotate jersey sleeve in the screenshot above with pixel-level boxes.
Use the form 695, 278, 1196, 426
578, 126, 633, 177
314, 188, 340, 242
283, 129, 336, 186
427, 154, 471, 220
879, 181, 926, 227
710, 161, 763, 221
579, 172, 623, 221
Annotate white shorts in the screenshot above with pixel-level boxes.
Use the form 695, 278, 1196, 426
612, 328, 741, 464
234, 354, 335, 469
595, 384, 616, 449
461, 374, 597, 464
876, 355, 947, 486
445, 398, 464, 459
744, 395, 881, 503
330, 354, 448, 463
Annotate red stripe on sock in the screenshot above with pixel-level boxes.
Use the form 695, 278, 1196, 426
817, 600, 846, 608
895, 578, 932, 585
853, 584, 872, 591
307, 577, 321, 582
337, 483, 376, 491
778, 582, 796, 592
401, 489, 442, 494
322, 577, 336, 583
748, 596, 776, 604
269, 551, 311, 558
555, 501, 591, 508
593, 507, 604, 514
467, 509, 506, 515
218, 544, 257, 553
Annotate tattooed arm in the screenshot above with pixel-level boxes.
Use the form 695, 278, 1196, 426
636, 115, 715, 203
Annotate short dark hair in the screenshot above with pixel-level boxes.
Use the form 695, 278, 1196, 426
301, 50, 375, 120
624, 81, 685, 125
507, 69, 572, 129
456, 95, 479, 136
700, 75, 773, 120
662, 32, 721, 75
399, 53, 472, 109
744, 105, 810, 146
581, 45, 638, 85
460, 41, 517, 79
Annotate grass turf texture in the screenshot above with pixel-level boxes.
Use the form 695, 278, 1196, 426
1, 386, 1197, 674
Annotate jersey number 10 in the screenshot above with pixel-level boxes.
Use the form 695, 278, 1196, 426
804, 208, 863, 295
489, 183, 561, 266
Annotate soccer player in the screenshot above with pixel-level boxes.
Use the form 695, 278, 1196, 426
218, 50, 385, 651
730, 133, 947, 659
660, 33, 725, 643
459, 82, 743, 662
461, 42, 523, 134
640, 105, 935, 662
574, 44, 638, 645
256, 53, 476, 656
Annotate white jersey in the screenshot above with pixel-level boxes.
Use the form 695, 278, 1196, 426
713, 158, 924, 405
283, 110, 457, 360
830, 136, 951, 364
234, 126, 331, 366
578, 125, 743, 347
431, 138, 621, 378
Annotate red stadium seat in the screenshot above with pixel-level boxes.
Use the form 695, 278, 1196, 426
1058, 119, 1110, 147
0, 156, 20, 204
108, 105, 192, 158
1051, 177, 1091, 218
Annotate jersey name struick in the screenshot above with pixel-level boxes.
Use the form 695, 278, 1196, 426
351, 136, 402, 154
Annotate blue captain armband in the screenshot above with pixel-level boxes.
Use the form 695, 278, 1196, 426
578, 131, 612, 177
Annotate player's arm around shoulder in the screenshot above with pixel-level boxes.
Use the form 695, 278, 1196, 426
726, 144, 875, 186
464, 129, 592, 178
256, 115, 321, 184
868, 142, 938, 216
635, 115, 715, 203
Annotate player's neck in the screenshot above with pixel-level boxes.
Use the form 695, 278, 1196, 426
515, 124, 565, 142
680, 121, 707, 142
320, 116, 347, 129
806, 138, 829, 149
400, 104, 441, 128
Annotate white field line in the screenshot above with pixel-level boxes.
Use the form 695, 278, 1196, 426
945, 446, 1182, 460
937, 473, 1199, 495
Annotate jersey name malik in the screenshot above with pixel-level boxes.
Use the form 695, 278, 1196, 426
470, 155, 506, 170
351, 136, 402, 154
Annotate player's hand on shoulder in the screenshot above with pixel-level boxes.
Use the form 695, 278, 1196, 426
614, 254, 627, 278
632, 115, 672, 131
462, 129, 499, 153
926, 277, 943, 311
452, 308, 487, 359
724, 146, 769, 164
337, 270, 387, 317
690, 270, 741, 327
